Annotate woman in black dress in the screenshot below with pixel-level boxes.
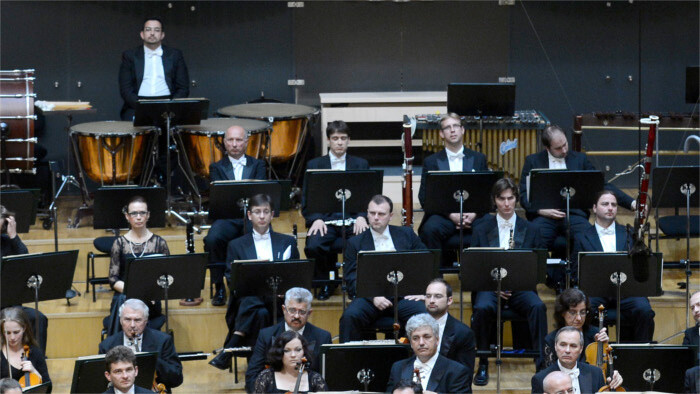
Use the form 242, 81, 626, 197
253, 331, 327, 393
0, 307, 49, 385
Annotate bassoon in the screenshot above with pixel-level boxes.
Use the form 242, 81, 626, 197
629, 115, 658, 282
401, 120, 415, 227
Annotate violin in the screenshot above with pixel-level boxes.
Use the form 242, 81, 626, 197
598, 345, 625, 392
413, 368, 424, 393
287, 357, 308, 394
18, 345, 42, 389
585, 305, 608, 378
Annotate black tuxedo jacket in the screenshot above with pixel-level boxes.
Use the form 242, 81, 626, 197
99, 327, 183, 389
302, 154, 370, 227
103, 385, 152, 393
209, 155, 267, 182
226, 230, 300, 264
244, 321, 333, 392
118, 45, 189, 113
386, 355, 472, 393
572, 223, 632, 267
343, 225, 426, 297
518, 150, 634, 220
440, 314, 476, 377
531, 362, 604, 393
472, 214, 542, 249
418, 147, 488, 209
683, 324, 699, 347
686, 366, 699, 393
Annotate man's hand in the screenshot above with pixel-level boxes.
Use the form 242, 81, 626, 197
606, 370, 623, 389
372, 296, 393, 310
593, 327, 609, 343
354, 216, 369, 235
495, 290, 512, 300
5, 215, 17, 239
403, 294, 425, 302
448, 212, 478, 229
631, 199, 651, 216
307, 219, 327, 236
537, 209, 566, 219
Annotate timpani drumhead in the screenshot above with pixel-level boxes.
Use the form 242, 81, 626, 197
177, 117, 271, 135
217, 102, 317, 120
70, 121, 155, 135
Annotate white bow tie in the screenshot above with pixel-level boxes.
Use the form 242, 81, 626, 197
147, 48, 163, 58
447, 152, 464, 160
253, 231, 270, 241
413, 360, 430, 380
231, 157, 247, 168
567, 367, 580, 379
599, 227, 615, 235
552, 157, 565, 163
499, 221, 513, 230
126, 336, 142, 349
331, 157, 345, 164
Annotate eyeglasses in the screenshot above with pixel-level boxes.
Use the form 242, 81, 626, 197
127, 211, 149, 217
565, 309, 588, 318
285, 307, 308, 316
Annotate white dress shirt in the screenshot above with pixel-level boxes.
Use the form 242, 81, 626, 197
558, 360, 581, 394
595, 222, 617, 252
285, 323, 306, 335
370, 226, 395, 252
413, 351, 439, 390
445, 147, 465, 172
252, 228, 273, 261
435, 313, 448, 352
138, 45, 171, 97
228, 155, 247, 180
548, 151, 567, 169
330, 153, 346, 171
114, 385, 135, 394
122, 333, 143, 353
496, 214, 517, 249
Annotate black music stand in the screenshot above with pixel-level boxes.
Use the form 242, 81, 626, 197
356, 250, 440, 342
94, 186, 167, 229
231, 259, 313, 325
0, 189, 37, 233
652, 165, 699, 327
208, 180, 282, 225
424, 170, 502, 319
22, 382, 51, 393
134, 98, 210, 210
1, 250, 79, 341
304, 169, 384, 308
578, 252, 662, 340
611, 344, 695, 392
320, 343, 412, 392
529, 169, 604, 288
70, 351, 158, 393
460, 248, 540, 393
123, 253, 208, 333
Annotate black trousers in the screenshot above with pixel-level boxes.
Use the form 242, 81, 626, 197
339, 297, 426, 342
203, 218, 247, 286
589, 296, 655, 342
304, 225, 349, 279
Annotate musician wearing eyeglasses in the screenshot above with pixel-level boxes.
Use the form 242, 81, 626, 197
470, 178, 547, 385
204, 125, 267, 307
244, 287, 332, 393
542, 371, 573, 394
119, 17, 189, 121
209, 193, 299, 371
683, 291, 700, 393
303, 120, 370, 301
417, 113, 489, 263
572, 190, 655, 343
99, 299, 183, 391
531, 327, 621, 393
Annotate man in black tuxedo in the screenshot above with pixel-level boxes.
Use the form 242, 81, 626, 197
118, 17, 189, 121
209, 193, 300, 370
103, 346, 152, 394
386, 313, 472, 393
519, 125, 637, 287
98, 299, 183, 390
204, 125, 267, 306
531, 326, 622, 393
572, 190, 655, 342
417, 113, 489, 265
683, 290, 700, 347
244, 287, 332, 392
423, 278, 476, 380
338, 195, 427, 342
471, 178, 547, 385
303, 120, 370, 300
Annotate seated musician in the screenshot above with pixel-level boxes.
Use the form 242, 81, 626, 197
417, 113, 489, 265
532, 326, 622, 393
103, 346, 151, 393
470, 177, 547, 385
338, 194, 426, 342
572, 190, 655, 342
683, 290, 699, 347
0, 206, 48, 354
386, 314, 472, 394
107, 196, 169, 335
99, 298, 183, 390
303, 120, 369, 300
209, 193, 299, 370
204, 125, 267, 307
0, 378, 22, 394
518, 125, 637, 287
252, 330, 328, 393
542, 371, 573, 394
244, 287, 331, 393
685, 365, 699, 394
423, 278, 476, 378
0, 307, 50, 385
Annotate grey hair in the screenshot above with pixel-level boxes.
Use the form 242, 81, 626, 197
119, 298, 149, 320
285, 287, 312, 307
554, 326, 584, 347
405, 313, 439, 339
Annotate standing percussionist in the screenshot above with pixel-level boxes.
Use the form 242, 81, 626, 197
118, 17, 189, 121
418, 113, 489, 264
303, 121, 369, 300
204, 125, 267, 307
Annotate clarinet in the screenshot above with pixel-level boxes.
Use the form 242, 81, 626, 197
401, 121, 414, 227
